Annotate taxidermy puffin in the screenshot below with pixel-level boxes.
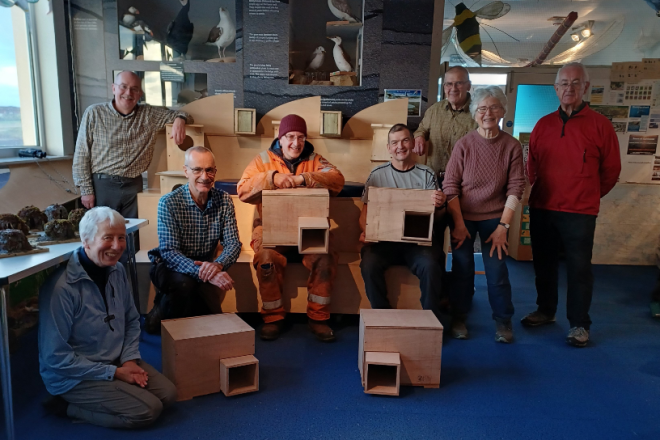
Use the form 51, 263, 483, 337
166, 0, 194, 59
206, 7, 236, 59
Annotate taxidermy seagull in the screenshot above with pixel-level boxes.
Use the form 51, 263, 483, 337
206, 7, 236, 59
306, 46, 326, 71
327, 0, 360, 23
166, 0, 194, 59
327, 36, 352, 72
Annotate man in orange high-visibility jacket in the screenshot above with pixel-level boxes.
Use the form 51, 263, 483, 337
237, 114, 345, 342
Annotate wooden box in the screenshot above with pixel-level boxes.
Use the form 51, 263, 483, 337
364, 352, 400, 396
156, 170, 188, 194
235, 108, 256, 135
165, 124, 205, 171
262, 188, 330, 248
162, 313, 255, 401
509, 199, 533, 261
359, 309, 442, 388
320, 111, 342, 137
365, 187, 435, 246
298, 217, 330, 254
370, 124, 393, 161
220, 355, 259, 396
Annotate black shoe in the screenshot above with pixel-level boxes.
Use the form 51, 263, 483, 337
42, 395, 69, 418
308, 318, 336, 342
520, 310, 556, 327
145, 304, 162, 335
260, 320, 284, 341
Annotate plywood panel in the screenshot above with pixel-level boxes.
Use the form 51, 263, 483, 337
256, 96, 321, 138
371, 125, 393, 161
165, 124, 205, 171
365, 187, 435, 245
137, 190, 162, 252
342, 100, 408, 140
180, 94, 235, 135
262, 189, 329, 247
0, 160, 78, 214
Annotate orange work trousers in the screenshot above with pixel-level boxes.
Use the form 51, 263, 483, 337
251, 222, 337, 323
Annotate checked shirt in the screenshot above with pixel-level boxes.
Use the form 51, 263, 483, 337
151, 184, 241, 279
73, 101, 193, 195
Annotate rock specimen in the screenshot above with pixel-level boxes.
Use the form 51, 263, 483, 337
17, 206, 48, 231
0, 214, 29, 235
0, 229, 33, 254
45, 204, 69, 222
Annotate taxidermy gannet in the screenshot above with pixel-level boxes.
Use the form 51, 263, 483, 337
327, 36, 352, 72
166, 0, 194, 59
206, 7, 236, 59
327, 0, 360, 23
306, 46, 326, 71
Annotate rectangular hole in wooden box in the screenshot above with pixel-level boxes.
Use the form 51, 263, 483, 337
402, 211, 432, 240
366, 364, 398, 394
227, 363, 258, 395
300, 228, 327, 253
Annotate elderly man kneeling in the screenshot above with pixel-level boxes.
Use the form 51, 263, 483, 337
39, 207, 177, 428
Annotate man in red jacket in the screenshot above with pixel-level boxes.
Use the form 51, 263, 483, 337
523, 62, 621, 347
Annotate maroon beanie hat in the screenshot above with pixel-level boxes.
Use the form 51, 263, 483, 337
278, 114, 307, 139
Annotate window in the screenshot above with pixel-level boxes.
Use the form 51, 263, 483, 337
0, 4, 38, 148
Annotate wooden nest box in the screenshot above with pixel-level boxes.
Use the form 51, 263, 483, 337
365, 187, 435, 246
261, 188, 330, 254
161, 313, 259, 401
359, 309, 443, 395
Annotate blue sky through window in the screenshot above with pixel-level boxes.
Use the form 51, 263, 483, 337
0, 7, 20, 108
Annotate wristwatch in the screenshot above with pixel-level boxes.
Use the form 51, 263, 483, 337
499, 222, 510, 229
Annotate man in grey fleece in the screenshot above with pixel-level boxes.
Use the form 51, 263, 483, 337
39, 207, 176, 428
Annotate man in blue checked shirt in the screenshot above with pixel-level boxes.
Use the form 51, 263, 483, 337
145, 146, 241, 333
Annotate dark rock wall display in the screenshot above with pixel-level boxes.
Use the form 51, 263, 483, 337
69, 0, 434, 127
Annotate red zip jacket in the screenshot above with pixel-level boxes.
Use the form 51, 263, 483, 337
527, 104, 621, 216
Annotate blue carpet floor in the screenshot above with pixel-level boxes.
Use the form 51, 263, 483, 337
3, 259, 660, 440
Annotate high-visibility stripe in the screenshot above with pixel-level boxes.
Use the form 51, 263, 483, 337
308, 293, 331, 305
262, 299, 282, 310
454, 9, 475, 26
259, 151, 270, 164
308, 153, 316, 161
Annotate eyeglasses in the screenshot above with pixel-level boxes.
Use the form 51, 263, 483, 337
186, 166, 217, 176
444, 80, 469, 89
283, 134, 306, 143
555, 81, 584, 89
476, 105, 504, 114
115, 83, 141, 94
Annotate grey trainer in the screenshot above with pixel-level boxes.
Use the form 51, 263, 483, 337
451, 317, 469, 340
520, 310, 556, 327
495, 321, 513, 343
566, 327, 589, 347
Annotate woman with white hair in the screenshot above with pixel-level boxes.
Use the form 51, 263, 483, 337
39, 206, 177, 428
442, 85, 526, 343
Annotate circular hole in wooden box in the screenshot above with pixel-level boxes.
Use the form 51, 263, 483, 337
178, 135, 195, 151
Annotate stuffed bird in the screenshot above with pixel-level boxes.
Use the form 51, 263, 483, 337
206, 7, 236, 59
306, 46, 326, 71
166, 0, 194, 59
327, 0, 360, 22
327, 36, 352, 72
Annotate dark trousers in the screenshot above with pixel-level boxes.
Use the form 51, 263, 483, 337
529, 208, 597, 329
93, 173, 143, 255
150, 261, 217, 320
653, 241, 660, 303
450, 217, 514, 321
360, 241, 444, 317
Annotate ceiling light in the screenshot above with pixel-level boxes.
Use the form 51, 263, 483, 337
571, 20, 595, 41
571, 33, 581, 42
581, 28, 592, 38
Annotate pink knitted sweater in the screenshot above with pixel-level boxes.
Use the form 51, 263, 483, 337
443, 130, 525, 221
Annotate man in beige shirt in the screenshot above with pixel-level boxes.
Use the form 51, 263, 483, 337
413, 66, 477, 174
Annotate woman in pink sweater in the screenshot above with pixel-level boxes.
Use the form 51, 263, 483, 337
443, 86, 525, 343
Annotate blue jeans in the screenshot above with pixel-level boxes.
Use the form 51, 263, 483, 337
360, 241, 444, 317
450, 217, 514, 321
